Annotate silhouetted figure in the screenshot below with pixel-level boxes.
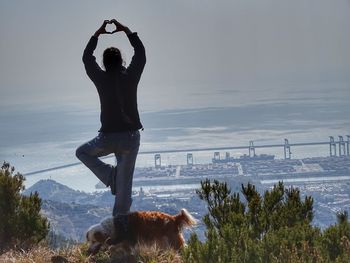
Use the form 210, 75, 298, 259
76, 19, 146, 233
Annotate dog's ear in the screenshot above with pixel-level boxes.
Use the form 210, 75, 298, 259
94, 231, 107, 243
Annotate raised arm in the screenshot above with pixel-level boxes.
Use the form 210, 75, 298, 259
110, 19, 146, 81
82, 20, 111, 82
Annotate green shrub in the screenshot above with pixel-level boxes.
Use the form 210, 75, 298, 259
183, 179, 350, 263
0, 162, 49, 252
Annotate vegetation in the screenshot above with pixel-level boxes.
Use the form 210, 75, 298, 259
182, 179, 350, 263
1, 162, 349, 262
0, 243, 182, 263
0, 162, 49, 252
0, 162, 182, 262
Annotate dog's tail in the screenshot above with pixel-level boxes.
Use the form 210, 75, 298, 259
175, 208, 197, 229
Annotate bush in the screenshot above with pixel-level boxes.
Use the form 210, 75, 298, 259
317, 211, 350, 262
182, 179, 350, 263
0, 162, 49, 252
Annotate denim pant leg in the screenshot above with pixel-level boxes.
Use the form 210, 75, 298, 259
112, 131, 140, 216
75, 133, 115, 187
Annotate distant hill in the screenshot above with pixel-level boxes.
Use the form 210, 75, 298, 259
24, 179, 87, 201
24, 179, 114, 206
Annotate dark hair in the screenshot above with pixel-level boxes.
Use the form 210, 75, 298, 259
103, 47, 123, 71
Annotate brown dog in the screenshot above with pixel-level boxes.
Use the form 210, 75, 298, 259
86, 209, 196, 255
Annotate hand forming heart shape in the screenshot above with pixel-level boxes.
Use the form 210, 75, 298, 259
95, 19, 126, 36
104, 21, 118, 34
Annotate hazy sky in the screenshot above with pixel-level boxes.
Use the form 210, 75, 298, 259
1, 0, 349, 112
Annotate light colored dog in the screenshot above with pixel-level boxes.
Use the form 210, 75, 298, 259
86, 209, 196, 255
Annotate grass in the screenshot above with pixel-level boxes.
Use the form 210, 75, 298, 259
0, 243, 183, 263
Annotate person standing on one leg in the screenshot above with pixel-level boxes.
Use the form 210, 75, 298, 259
76, 19, 146, 236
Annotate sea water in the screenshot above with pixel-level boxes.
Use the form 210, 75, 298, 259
1, 101, 349, 192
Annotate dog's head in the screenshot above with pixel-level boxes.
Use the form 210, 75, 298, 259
86, 224, 109, 255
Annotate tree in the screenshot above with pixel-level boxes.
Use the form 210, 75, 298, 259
318, 211, 350, 262
0, 162, 49, 252
183, 179, 349, 262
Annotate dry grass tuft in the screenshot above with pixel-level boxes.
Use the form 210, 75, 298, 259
0, 243, 183, 263
0, 246, 54, 263
0, 244, 103, 263
136, 243, 182, 263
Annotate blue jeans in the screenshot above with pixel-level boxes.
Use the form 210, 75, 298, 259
76, 130, 140, 216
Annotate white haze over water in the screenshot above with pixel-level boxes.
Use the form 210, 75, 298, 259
1, 94, 349, 191
0, 1, 349, 190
